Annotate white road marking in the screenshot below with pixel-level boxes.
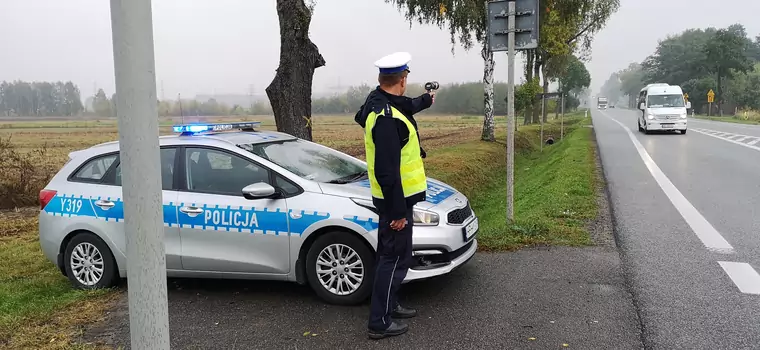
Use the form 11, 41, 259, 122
691, 128, 760, 152
599, 112, 734, 253
718, 262, 760, 295
736, 136, 749, 142
749, 139, 760, 146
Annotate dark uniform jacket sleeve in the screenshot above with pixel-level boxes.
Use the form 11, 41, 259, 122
371, 115, 407, 221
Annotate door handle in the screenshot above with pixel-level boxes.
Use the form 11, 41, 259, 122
180, 206, 204, 216
94, 199, 115, 209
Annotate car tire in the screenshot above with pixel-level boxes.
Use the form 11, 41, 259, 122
638, 120, 643, 132
644, 123, 651, 135
305, 231, 375, 305
63, 232, 119, 290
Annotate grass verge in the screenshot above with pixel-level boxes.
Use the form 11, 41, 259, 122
425, 113, 598, 251
0, 213, 118, 350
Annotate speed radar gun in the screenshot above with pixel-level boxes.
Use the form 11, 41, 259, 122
425, 81, 439, 92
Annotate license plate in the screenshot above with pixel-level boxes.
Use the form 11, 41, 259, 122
462, 217, 479, 241
661, 124, 674, 128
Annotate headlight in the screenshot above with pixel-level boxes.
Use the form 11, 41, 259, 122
413, 209, 439, 226
350, 198, 439, 226
681, 113, 687, 119
647, 114, 655, 120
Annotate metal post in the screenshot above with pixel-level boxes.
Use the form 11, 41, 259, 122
560, 92, 565, 140
506, 0, 516, 222
109, 0, 170, 349
540, 93, 544, 152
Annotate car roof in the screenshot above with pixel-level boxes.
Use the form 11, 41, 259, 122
68, 130, 298, 160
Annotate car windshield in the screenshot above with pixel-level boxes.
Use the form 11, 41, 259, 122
239, 139, 368, 184
647, 94, 685, 108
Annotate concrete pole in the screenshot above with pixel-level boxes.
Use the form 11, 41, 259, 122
560, 92, 565, 140
506, 1, 515, 222
109, 0, 171, 349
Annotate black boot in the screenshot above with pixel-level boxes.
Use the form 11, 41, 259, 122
368, 321, 409, 340
391, 303, 417, 319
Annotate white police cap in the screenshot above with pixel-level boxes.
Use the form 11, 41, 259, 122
374, 52, 412, 74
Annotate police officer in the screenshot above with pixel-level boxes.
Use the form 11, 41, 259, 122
354, 52, 434, 340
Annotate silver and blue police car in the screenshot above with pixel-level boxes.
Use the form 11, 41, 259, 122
38, 122, 478, 305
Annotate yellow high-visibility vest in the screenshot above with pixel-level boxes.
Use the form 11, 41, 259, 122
364, 105, 427, 199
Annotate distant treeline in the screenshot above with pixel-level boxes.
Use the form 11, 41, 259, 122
3, 80, 581, 118
0, 81, 84, 116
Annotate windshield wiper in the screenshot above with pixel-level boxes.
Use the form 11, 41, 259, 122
326, 171, 368, 184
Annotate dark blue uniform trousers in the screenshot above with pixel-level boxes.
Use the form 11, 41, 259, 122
368, 208, 414, 331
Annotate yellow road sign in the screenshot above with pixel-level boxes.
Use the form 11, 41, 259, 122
707, 89, 715, 103
439, 3, 446, 15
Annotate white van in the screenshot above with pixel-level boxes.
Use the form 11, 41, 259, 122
637, 84, 691, 135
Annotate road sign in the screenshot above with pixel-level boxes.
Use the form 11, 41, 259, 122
487, 0, 540, 51
683, 93, 689, 102
707, 89, 715, 103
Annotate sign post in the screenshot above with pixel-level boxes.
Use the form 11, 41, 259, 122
109, 0, 170, 348
487, 0, 539, 222
707, 89, 715, 117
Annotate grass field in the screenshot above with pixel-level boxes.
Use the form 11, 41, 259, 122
0, 112, 597, 349
693, 114, 760, 125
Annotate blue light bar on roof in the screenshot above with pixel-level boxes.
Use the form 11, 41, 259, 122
172, 121, 261, 135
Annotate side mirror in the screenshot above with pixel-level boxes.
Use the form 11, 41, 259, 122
639, 102, 646, 110
685, 101, 692, 109
242, 182, 277, 200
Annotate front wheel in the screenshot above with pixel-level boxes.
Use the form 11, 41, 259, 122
63, 232, 119, 290
680, 129, 687, 135
305, 231, 375, 305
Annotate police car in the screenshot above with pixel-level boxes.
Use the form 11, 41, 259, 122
38, 122, 478, 305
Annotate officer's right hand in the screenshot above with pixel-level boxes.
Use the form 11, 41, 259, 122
390, 218, 407, 231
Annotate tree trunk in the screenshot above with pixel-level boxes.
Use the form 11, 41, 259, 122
265, 0, 326, 141
524, 50, 534, 125
481, 44, 495, 141
541, 67, 549, 124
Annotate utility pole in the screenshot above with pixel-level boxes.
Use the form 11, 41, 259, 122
560, 92, 565, 140
487, 0, 539, 222
109, 0, 170, 349
506, 0, 516, 220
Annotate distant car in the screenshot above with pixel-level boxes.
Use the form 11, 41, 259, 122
38, 122, 478, 305
610, 105, 616, 108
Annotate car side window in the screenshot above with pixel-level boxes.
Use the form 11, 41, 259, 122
111, 148, 177, 190
71, 154, 118, 182
274, 173, 300, 196
185, 147, 270, 196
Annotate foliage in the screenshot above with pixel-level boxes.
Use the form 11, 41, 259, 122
0, 80, 84, 117
606, 23, 760, 114
0, 137, 52, 209
557, 55, 591, 95
385, 0, 486, 51
598, 72, 622, 104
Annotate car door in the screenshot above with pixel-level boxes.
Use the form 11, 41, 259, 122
107, 147, 182, 271
176, 146, 291, 275
63, 147, 182, 271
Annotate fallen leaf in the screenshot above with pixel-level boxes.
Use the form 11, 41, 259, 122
563, 344, 569, 347
312, 333, 318, 337
303, 331, 311, 336
528, 337, 536, 341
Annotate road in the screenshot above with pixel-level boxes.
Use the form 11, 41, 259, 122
86, 246, 641, 349
593, 108, 760, 349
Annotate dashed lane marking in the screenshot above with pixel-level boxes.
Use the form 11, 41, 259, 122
718, 262, 760, 295
691, 128, 760, 152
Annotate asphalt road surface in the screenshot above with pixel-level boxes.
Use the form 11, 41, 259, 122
593, 108, 760, 349
86, 246, 641, 349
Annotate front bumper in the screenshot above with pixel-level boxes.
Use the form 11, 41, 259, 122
646, 119, 687, 130
404, 238, 477, 282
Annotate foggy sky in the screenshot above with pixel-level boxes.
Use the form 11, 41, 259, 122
1, 0, 759, 100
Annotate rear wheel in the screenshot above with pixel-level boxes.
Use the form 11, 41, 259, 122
63, 232, 119, 289
305, 231, 375, 305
